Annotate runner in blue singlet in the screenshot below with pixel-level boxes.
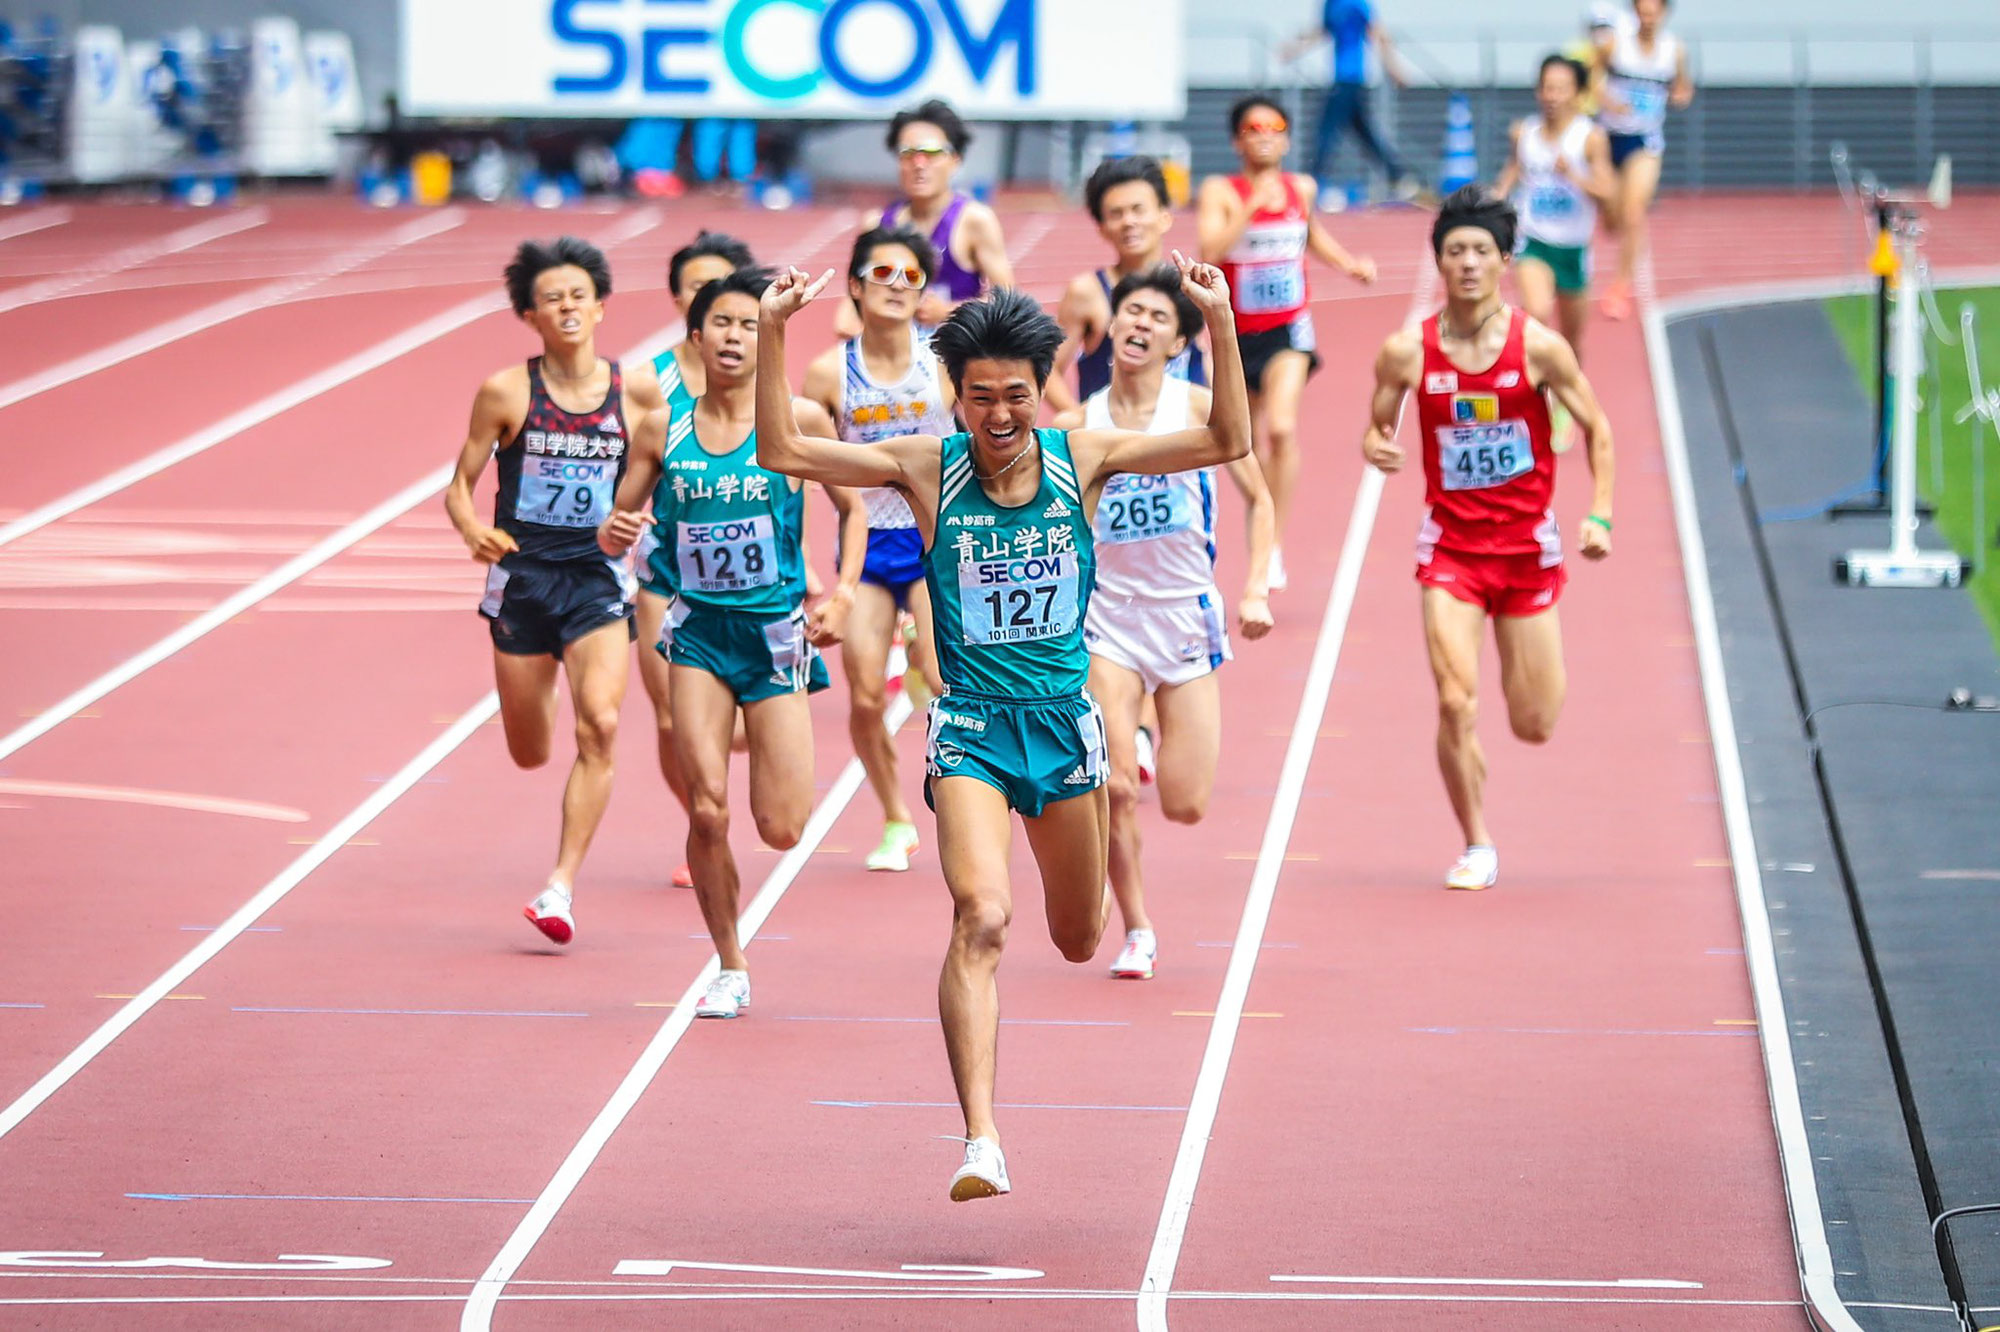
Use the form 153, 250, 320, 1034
753, 257, 1253, 1203
444, 236, 667, 947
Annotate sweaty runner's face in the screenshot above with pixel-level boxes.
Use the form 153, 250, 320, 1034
525, 265, 602, 349
957, 358, 1039, 463
850, 242, 925, 322
1633, 0, 1664, 33
895, 122, 958, 202
1436, 227, 1507, 303
1095, 180, 1171, 263
673, 255, 737, 318
1538, 64, 1580, 119
1233, 108, 1290, 170
693, 291, 759, 386
1108, 289, 1187, 372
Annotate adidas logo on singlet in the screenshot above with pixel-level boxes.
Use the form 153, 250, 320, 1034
1063, 766, 1090, 786
1043, 498, 1072, 519
600, 415, 623, 433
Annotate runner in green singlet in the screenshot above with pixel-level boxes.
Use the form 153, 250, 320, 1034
753, 255, 1250, 1201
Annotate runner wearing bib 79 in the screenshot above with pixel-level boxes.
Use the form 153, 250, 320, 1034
600, 269, 866, 1021
753, 260, 1252, 1203
1592, 0, 1692, 319
444, 236, 667, 948
1361, 189, 1615, 893
1054, 266, 1276, 984
1198, 94, 1376, 593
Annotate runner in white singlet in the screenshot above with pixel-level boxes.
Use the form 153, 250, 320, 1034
800, 225, 958, 871
1054, 265, 1275, 981
1592, 0, 1692, 319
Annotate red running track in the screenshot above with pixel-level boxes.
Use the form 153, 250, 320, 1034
6, 189, 1972, 1327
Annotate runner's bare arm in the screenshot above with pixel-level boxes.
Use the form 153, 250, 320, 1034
1581, 127, 1618, 207
1070, 256, 1249, 482
1361, 329, 1421, 473
1051, 404, 1086, 431
1190, 385, 1274, 633
1492, 123, 1525, 199
1195, 176, 1252, 262
1301, 178, 1377, 282
597, 406, 666, 556
1043, 272, 1103, 416
807, 479, 868, 646
1528, 323, 1614, 557
623, 361, 665, 417
445, 369, 526, 564
965, 202, 1014, 290
1671, 45, 1695, 109
799, 346, 843, 426
755, 268, 942, 516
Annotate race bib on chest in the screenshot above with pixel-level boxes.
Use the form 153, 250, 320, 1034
957, 549, 1081, 645
1236, 260, 1304, 315
676, 514, 778, 593
1437, 419, 1535, 491
1529, 182, 1578, 218
1095, 474, 1191, 545
516, 455, 614, 529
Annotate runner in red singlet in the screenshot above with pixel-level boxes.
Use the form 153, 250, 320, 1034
1361, 188, 1615, 891
1197, 94, 1376, 592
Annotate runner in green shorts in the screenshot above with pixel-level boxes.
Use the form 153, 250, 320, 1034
754, 253, 1251, 1202
600, 269, 865, 1021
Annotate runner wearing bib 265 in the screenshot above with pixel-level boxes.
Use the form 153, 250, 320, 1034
753, 260, 1253, 1203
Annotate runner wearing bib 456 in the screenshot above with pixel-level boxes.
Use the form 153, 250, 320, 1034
1361, 189, 1615, 894
601, 269, 866, 1021
753, 262, 1253, 1203
444, 236, 668, 948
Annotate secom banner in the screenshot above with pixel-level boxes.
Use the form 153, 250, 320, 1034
400, 0, 1186, 119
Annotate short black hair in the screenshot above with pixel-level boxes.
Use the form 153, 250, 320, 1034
668, 230, 755, 299
929, 288, 1066, 391
504, 236, 611, 316
1430, 185, 1518, 257
1108, 265, 1201, 344
847, 224, 938, 285
686, 267, 774, 336
887, 98, 970, 156
1084, 155, 1171, 221
1229, 94, 1289, 136
1538, 53, 1590, 91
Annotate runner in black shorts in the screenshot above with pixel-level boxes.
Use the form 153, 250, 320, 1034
444, 236, 667, 946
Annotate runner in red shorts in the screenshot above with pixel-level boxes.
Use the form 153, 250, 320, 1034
1361, 187, 1615, 890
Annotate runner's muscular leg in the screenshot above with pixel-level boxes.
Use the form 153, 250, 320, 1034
1153, 670, 1222, 825
743, 688, 815, 850
1256, 350, 1312, 545
1556, 291, 1591, 358
1514, 257, 1558, 333
1090, 655, 1149, 935
634, 590, 690, 809
842, 582, 913, 825
672, 663, 749, 972
551, 620, 631, 887
1494, 605, 1566, 744
905, 580, 944, 696
493, 649, 561, 770
1021, 786, 1111, 964
934, 775, 1016, 1144
1423, 587, 1493, 848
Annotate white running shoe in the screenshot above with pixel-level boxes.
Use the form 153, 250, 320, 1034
948, 1136, 1011, 1201
693, 969, 751, 1019
1267, 547, 1289, 591
1134, 726, 1157, 787
523, 885, 574, 945
865, 820, 921, 872
1445, 845, 1499, 891
1110, 929, 1157, 980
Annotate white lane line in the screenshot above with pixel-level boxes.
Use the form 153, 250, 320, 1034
0, 466, 452, 764
1269, 1275, 1702, 1290
0, 693, 498, 1142
0, 208, 73, 244
1137, 262, 1437, 1331
1643, 279, 1869, 1332
459, 693, 916, 1331
0, 211, 468, 412
0, 208, 665, 553
0, 210, 267, 315
0, 1291, 1809, 1308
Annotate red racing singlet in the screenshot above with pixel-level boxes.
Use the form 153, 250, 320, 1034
1414, 309, 1560, 561
1221, 175, 1310, 336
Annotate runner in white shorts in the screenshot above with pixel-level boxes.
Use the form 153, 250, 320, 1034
1055, 265, 1275, 980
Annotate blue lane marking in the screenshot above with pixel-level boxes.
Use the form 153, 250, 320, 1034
814, 1100, 1187, 1112
1, 1002, 45, 1009
1410, 1025, 1755, 1038
231, 1006, 588, 1018
129, 1192, 534, 1204
780, 1015, 1129, 1027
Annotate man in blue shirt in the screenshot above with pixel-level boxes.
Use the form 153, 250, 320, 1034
1285, 1, 1421, 209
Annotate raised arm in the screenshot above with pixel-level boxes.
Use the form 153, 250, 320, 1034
444, 370, 524, 565
1069, 254, 1250, 485
1361, 327, 1421, 473
1527, 322, 1614, 558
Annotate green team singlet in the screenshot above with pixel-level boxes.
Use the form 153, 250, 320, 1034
925, 429, 1096, 698
644, 403, 806, 617
651, 346, 698, 419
